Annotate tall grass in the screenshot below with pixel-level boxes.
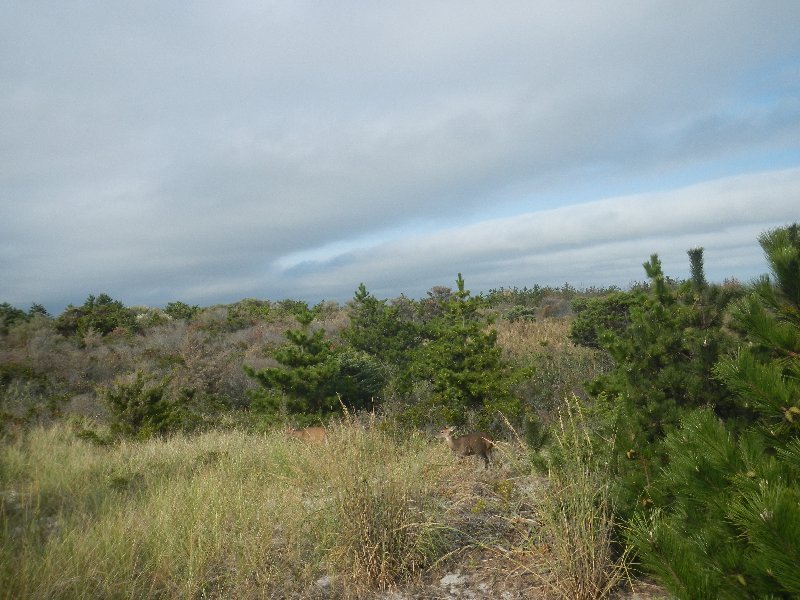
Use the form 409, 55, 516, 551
0, 423, 449, 599
1, 413, 636, 599
320, 423, 445, 595
535, 395, 627, 600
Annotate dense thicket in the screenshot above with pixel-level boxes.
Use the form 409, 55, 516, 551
626, 225, 800, 599
572, 249, 745, 516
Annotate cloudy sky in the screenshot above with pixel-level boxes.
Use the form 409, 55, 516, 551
2, 2, 799, 313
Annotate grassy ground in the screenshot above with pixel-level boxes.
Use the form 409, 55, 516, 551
1, 315, 657, 598
0, 416, 651, 600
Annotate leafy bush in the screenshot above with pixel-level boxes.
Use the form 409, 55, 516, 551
163, 301, 200, 321
103, 371, 200, 439
569, 291, 641, 349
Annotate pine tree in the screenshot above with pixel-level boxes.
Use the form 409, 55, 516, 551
342, 283, 419, 368
245, 306, 384, 424
405, 274, 526, 430
585, 253, 738, 515
687, 247, 708, 292
627, 224, 800, 599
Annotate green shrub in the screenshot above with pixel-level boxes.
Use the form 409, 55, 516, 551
627, 224, 800, 599
0, 302, 28, 335
583, 252, 741, 516
163, 301, 200, 321
504, 305, 537, 322
402, 274, 528, 431
343, 283, 420, 369
245, 306, 382, 424
104, 371, 200, 439
569, 291, 641, 349
55, 293, 139, 339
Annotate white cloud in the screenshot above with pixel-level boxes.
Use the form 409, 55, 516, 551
274, 168, 800, 300
1, 2, 799, 311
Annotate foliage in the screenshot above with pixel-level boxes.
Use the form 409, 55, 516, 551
584, 252, 743, 516
163, 301, 200, 321
504, 305, 538, 322
0, 303, 28, 335
687, 246, 708, 291
244, 306, 383, 424
0, 302, 49, 335
342, 283, 420, 368
569, 291, 642, 349
103, 371, 203, 439
0, 364, 68, 435
627, 224, 800, 599
403, 274, 528, 431
55, 293, 139, 339
483, 285, 547, 308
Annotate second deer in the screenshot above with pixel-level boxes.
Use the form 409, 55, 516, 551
439, 426, 494, 468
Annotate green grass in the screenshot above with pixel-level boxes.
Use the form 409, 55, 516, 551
0, 423, 460, 599
1, 417, 636, 599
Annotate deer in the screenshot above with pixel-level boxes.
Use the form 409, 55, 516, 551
285, 426, 328, 443
439, 426, 494, 468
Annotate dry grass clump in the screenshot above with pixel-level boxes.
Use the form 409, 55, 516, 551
0, 422, 452, 599
495, 317, 577, 358
317, 423, 446, 596
496, 317, 612, 421
520, 396, 628, 600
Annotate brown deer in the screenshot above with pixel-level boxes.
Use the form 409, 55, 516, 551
439, 426, 494, 468
285, 426, 328, 443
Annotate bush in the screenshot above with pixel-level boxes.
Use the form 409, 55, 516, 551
0, 303, 28, 335
569, 291, 641, 349
245, 306, 382, 424
402, 274, 528, 431
163, 301, 200, 321
104, 371, 200, 439
55, 293, 139, 339
626, 224, 800, 599
0, 364, 68, 435
583, 252, 741, 516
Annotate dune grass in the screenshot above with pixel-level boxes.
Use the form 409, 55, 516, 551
0, 423, 455, 599
1, 414, 633, 599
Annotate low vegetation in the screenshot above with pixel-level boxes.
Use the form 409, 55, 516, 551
1, 223, 798, 599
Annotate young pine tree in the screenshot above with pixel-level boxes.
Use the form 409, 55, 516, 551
405, 274, 526, 430
627, 224, 800, 599
245, 306, 383, 424
342, 283, 419, 369
586, 253, 740, 516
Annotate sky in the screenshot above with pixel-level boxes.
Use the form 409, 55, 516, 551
2, 1, 800, 314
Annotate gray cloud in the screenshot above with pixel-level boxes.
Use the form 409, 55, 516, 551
1, 2, 799, 312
